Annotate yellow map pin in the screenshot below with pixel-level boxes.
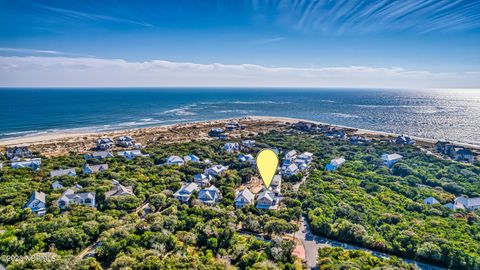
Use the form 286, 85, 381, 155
256, 149, 279, 188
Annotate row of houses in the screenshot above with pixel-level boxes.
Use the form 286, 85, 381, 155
24, 180, 135, 215
424, 196, 480, 211
435, 140, 475, 163
96, 136, 142, 150
281, 150, 313, 176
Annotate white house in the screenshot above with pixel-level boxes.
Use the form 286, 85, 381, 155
443, 202, 465, 211
11, 158, 42, 171
116, 136, 135, 147
194, 173, 214, 187
50, 168, 76, 178
82, 163, 108, 174
166, 155, 185, 166
423, 197, 440, 205
256, 189, 279, 210
105, 180, 135, 199
117, 150, 148, 160
84, 151, 114, 160
297, 152, 313, 163
381, 153, 403, 168
173, 182, 199, 203
57, 189, 96, 209
238, 154, 255, 164
184, 154, 200, 163
23, 191, 47, 216
241, 140, 256, 148
97, 138, 114, 150
282, 163, 299, 177
454, 196, 480, 210
224, 142, 239, 153
325, 157, 346, 172
198, 185, 222, 205
51, 180, 64, 190
284, 150, 298, 162
205, 165, 228, 176
235, 188, 254, 208
270, 174, 282, 194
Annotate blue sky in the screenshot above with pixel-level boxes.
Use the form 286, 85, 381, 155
0, 0, 479, 88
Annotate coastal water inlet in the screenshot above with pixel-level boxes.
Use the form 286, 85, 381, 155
256, 149, 279, 188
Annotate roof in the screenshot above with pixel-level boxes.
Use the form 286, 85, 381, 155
331, 157, 346, 166
183, 182, 199, 193
424, 197, 440, 204
167, 155, 184, 163
271, 174, 281, 185
287, 163, 298, 171
50, 168, 76, 178
26, 191, 46, 205
382, 153, 403, 161
117, 150, 142, 156
235, 188, 254, 202
285, 150, 297, 158
198, 185, 220, 201
257, 190, 275, 202
105, 181, 135, 198
83, 163, 108, 173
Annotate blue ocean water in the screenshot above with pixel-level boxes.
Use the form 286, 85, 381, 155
0, 88, 479, 145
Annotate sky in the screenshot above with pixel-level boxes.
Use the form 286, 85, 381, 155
0, 0, 479, 88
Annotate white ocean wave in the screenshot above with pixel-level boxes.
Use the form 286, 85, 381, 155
330, 113, 360, 118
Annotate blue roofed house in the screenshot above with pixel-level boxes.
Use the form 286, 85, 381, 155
423, 197, 440, 205
174, 182, 199, 203
23, 191, 47, 216
224, 142, 239, 153
198, 185, 222, 205
50, 168, 76, 178
193, 173, 214, 187
11, 158, 42, 171
115, 136, 135, 147
57, 188, 96, 209
96, 137, 114, 150
83, 163, 108, 174
325, 157, 346, 172
166, 155, 185, 166
6, 146, 33, 160
238, 154, 255, 164
454, 196, 480, 211
51, 180, 64, 190
282, 163, 299, 177
184, 154, 200, 163
241, 140, 256, 149
381, 153, 403, 168
235, 188, 254, 208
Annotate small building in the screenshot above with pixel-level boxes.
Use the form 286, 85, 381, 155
297, 152, 314, 164
381, 153, 403, 168
224, 142, 239, 153
173, 182, 199, 203
284, 150, 298, 162
205, 165, 228, 176
225, 122, 242, 131
395, 135, 415, 145
241, 140, 256, 148
84, 151, 114, 160
235, 188, 254, 208
325, 157, 346, 172
6, 146, 33, 160
238, 154, 255, 164
23, 191, 47, 216
82, 163, 108, 174
51, 180, 64, 190
270, 174, 282, 194
282, 163, 299, 177
11, 158, 42, 171
348, 136, 370, 145
443, 202, 465, 211
105, 180, 135, 199
256, 189, 279, 210
454, 196, 480, 211
454, 149, 475, 163
423, 197, 440, 205
198, 185, 222, 205
193, 173, 214, 187
117, 150, 148, 160
116, 136, 135, 147
166, 155, 185, 166
96, 138, 114, 150
50, 168, 76, 178
57, 189, 96, 209
184, 154, 200, 163
208, 128, 224, 137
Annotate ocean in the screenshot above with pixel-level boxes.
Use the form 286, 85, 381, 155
1, 88, 479, 145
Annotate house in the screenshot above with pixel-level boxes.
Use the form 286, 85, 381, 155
198, 185, 222, 205
225, 122, 242, 131
84, 151, 114, 160
294, 121, 319, 132
443, 202, 465, 211
184, 154, 200, 163
96, 138, 114, 150
105, 180, 135, 199
208, 128, 224, 137
348, 136, 370, 145
193, 173, 214, 187
454, 149, 475, 163
6, 146, 33, 160
50, 168, 76, 178
325, 129, 347, 140
235, 188, 254, 208
454, 196, 480, 210
116, 136, 135, 147
325, 157, 346, 172
423, 197, 440, 205
270, 175, 282, 194
241, 140, 256, 148
205, 165, 228, 176
395, 135, 415, 145
57, 189, 96, 209
82, 163, 108, 174
282, 163, 299, 177
256, 189, 279, 210
117, 150, 148, 160
51, 180, 64, 190
297, 152, 314, 164
23, 191, 47, 216
11, 158, 42, 171
238, 154, 255, 164
284, 150, 298, 162
381, 153, 403, 168
173, 182, 199, 203
166, 155, 185, 166
224, 142, 239, 153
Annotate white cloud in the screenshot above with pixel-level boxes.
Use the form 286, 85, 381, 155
0, 47, 63, 55
0, 55, 479, 88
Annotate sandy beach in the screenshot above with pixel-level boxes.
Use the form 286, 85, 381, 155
1, 116, 479, 156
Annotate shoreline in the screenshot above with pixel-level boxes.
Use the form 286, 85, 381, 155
1, 116, 479, 154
